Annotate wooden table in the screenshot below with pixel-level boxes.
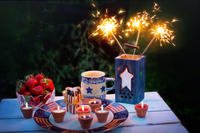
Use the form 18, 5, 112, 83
0, 92, 188, 133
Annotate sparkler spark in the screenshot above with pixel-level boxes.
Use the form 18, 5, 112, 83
98, 17, 118, 36
118, 9, 126, 14
126, 11, 151, 32
125, 11, 152, 54
91, 10, 100, 18
150, 23, 175, 46
91, 17, 118, 39
153, 2, 160, 13
142, 22, 175, 55
171, 18, 179, 23
91, 17, 126, 53
91, 3, 96, 8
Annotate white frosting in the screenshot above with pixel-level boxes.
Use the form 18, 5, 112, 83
97, 110, 108, 113
22, 107, 32, 110
23, 102, 32, 110
97, 105, 108, 113
52, 109, 65, 113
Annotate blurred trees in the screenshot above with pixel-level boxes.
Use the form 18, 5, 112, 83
0, 1, 116, 97
0, 0, 184, 98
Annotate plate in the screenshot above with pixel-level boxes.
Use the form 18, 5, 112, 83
33, 99, 129, 132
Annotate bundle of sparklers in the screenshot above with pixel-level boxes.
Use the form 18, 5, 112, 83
89, 2, 178, 55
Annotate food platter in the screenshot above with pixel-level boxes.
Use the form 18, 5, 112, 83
33, 99, 128, 132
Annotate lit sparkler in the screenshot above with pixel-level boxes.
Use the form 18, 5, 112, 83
89, 2, 177, 55
91, 16, 126, 54
142, 22, 175, 55
125, 11, 152, 54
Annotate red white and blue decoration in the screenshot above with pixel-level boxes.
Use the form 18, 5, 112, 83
115, 54, 145, 104
33, 99, 128, 132
120, 68, 134, 91
81, 71, 114, 100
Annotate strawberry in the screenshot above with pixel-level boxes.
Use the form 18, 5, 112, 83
23, 91, 31, 96
40, 78, 54, 91
35, 73, 44, 82
18, 85, 26, 94
25, 78, 38, 89
30, 85, 44, 95
30, 96, 41, 106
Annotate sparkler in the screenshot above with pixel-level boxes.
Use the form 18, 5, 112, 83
142, 22, 175, 55
91, 16, 126, 54
126, 11, 152, 54
89, 2, 126, 53
89, 2, 177, 56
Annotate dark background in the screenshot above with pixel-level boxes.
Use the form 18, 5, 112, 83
0, 0, 199, 132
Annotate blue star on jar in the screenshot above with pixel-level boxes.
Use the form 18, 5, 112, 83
86, 87, 93, 94
101, 86, 105, 92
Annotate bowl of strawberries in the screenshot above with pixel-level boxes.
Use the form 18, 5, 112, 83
16, 73, 55, 108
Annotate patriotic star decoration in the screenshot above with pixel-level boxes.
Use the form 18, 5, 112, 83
101, 86, 106, 92
120, 68, 134, 91
86, 87, 93, 94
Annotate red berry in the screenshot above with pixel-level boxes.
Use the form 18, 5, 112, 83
30, 85, 44, 95
23, 91, 31, 96
25, 78, 38, 89
31, 96, 41, 106
18, 86, 26, 94
40, 78, 54, 91
35, 73, 44, 82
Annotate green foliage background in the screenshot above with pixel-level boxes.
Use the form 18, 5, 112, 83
0, 1, 117, 96
0, 1, 181, 97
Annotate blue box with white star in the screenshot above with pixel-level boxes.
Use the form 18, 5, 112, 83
115, 54, 145, 104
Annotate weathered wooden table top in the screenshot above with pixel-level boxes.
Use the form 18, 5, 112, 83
0, 92, 188, 133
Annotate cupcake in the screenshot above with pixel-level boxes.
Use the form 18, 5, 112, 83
76, 105, 91, 115
95, 106, 109, 123
20, 105, 34, 119
51, 106, 66, 123
88, 99, 102, 112
78, 114, 93, 129
135, 103, 148, 118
